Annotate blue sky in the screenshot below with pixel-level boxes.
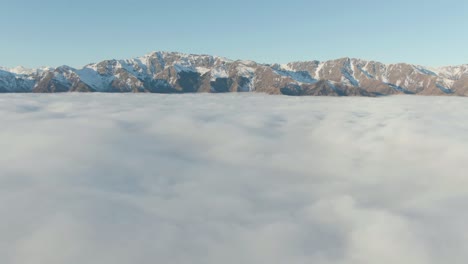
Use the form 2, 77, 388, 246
1, 0, 467, 68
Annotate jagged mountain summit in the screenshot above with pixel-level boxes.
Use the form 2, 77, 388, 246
1, 51, 467, 96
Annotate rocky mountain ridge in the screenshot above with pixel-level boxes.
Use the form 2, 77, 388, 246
1, 51, 467, 96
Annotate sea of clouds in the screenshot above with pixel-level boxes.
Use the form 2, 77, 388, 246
1, 93, 468, 264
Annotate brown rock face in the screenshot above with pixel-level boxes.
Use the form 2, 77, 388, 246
452, 74, 468, 96
285, 58, 467, 95
1, 52, 466, 96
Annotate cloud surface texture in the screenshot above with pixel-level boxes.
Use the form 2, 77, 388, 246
1, 94, 468, 264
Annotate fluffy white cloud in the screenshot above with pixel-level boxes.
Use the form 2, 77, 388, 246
1, 93, 468, 264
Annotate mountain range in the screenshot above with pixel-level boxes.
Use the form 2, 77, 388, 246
1, 51, 467, 96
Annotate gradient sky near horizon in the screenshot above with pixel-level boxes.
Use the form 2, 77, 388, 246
1, 0, 467, 68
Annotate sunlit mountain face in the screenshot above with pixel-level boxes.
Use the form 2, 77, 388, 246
1, 52, 467, 96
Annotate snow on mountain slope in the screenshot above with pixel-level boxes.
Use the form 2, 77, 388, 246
0, 52, 467, 96
76, 67, 112, 91
0, 68, 36, 92
287, 58, 468, 95
0, 66, 53, 76
434, 65, 468, 80
273, 64, 318, 84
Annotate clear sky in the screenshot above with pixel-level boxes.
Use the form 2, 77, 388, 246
1, 0, 467, 68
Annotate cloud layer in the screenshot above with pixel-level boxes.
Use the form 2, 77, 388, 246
1, 93, 468, 264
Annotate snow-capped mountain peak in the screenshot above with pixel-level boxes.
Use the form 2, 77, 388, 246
1, 51, 467, 96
